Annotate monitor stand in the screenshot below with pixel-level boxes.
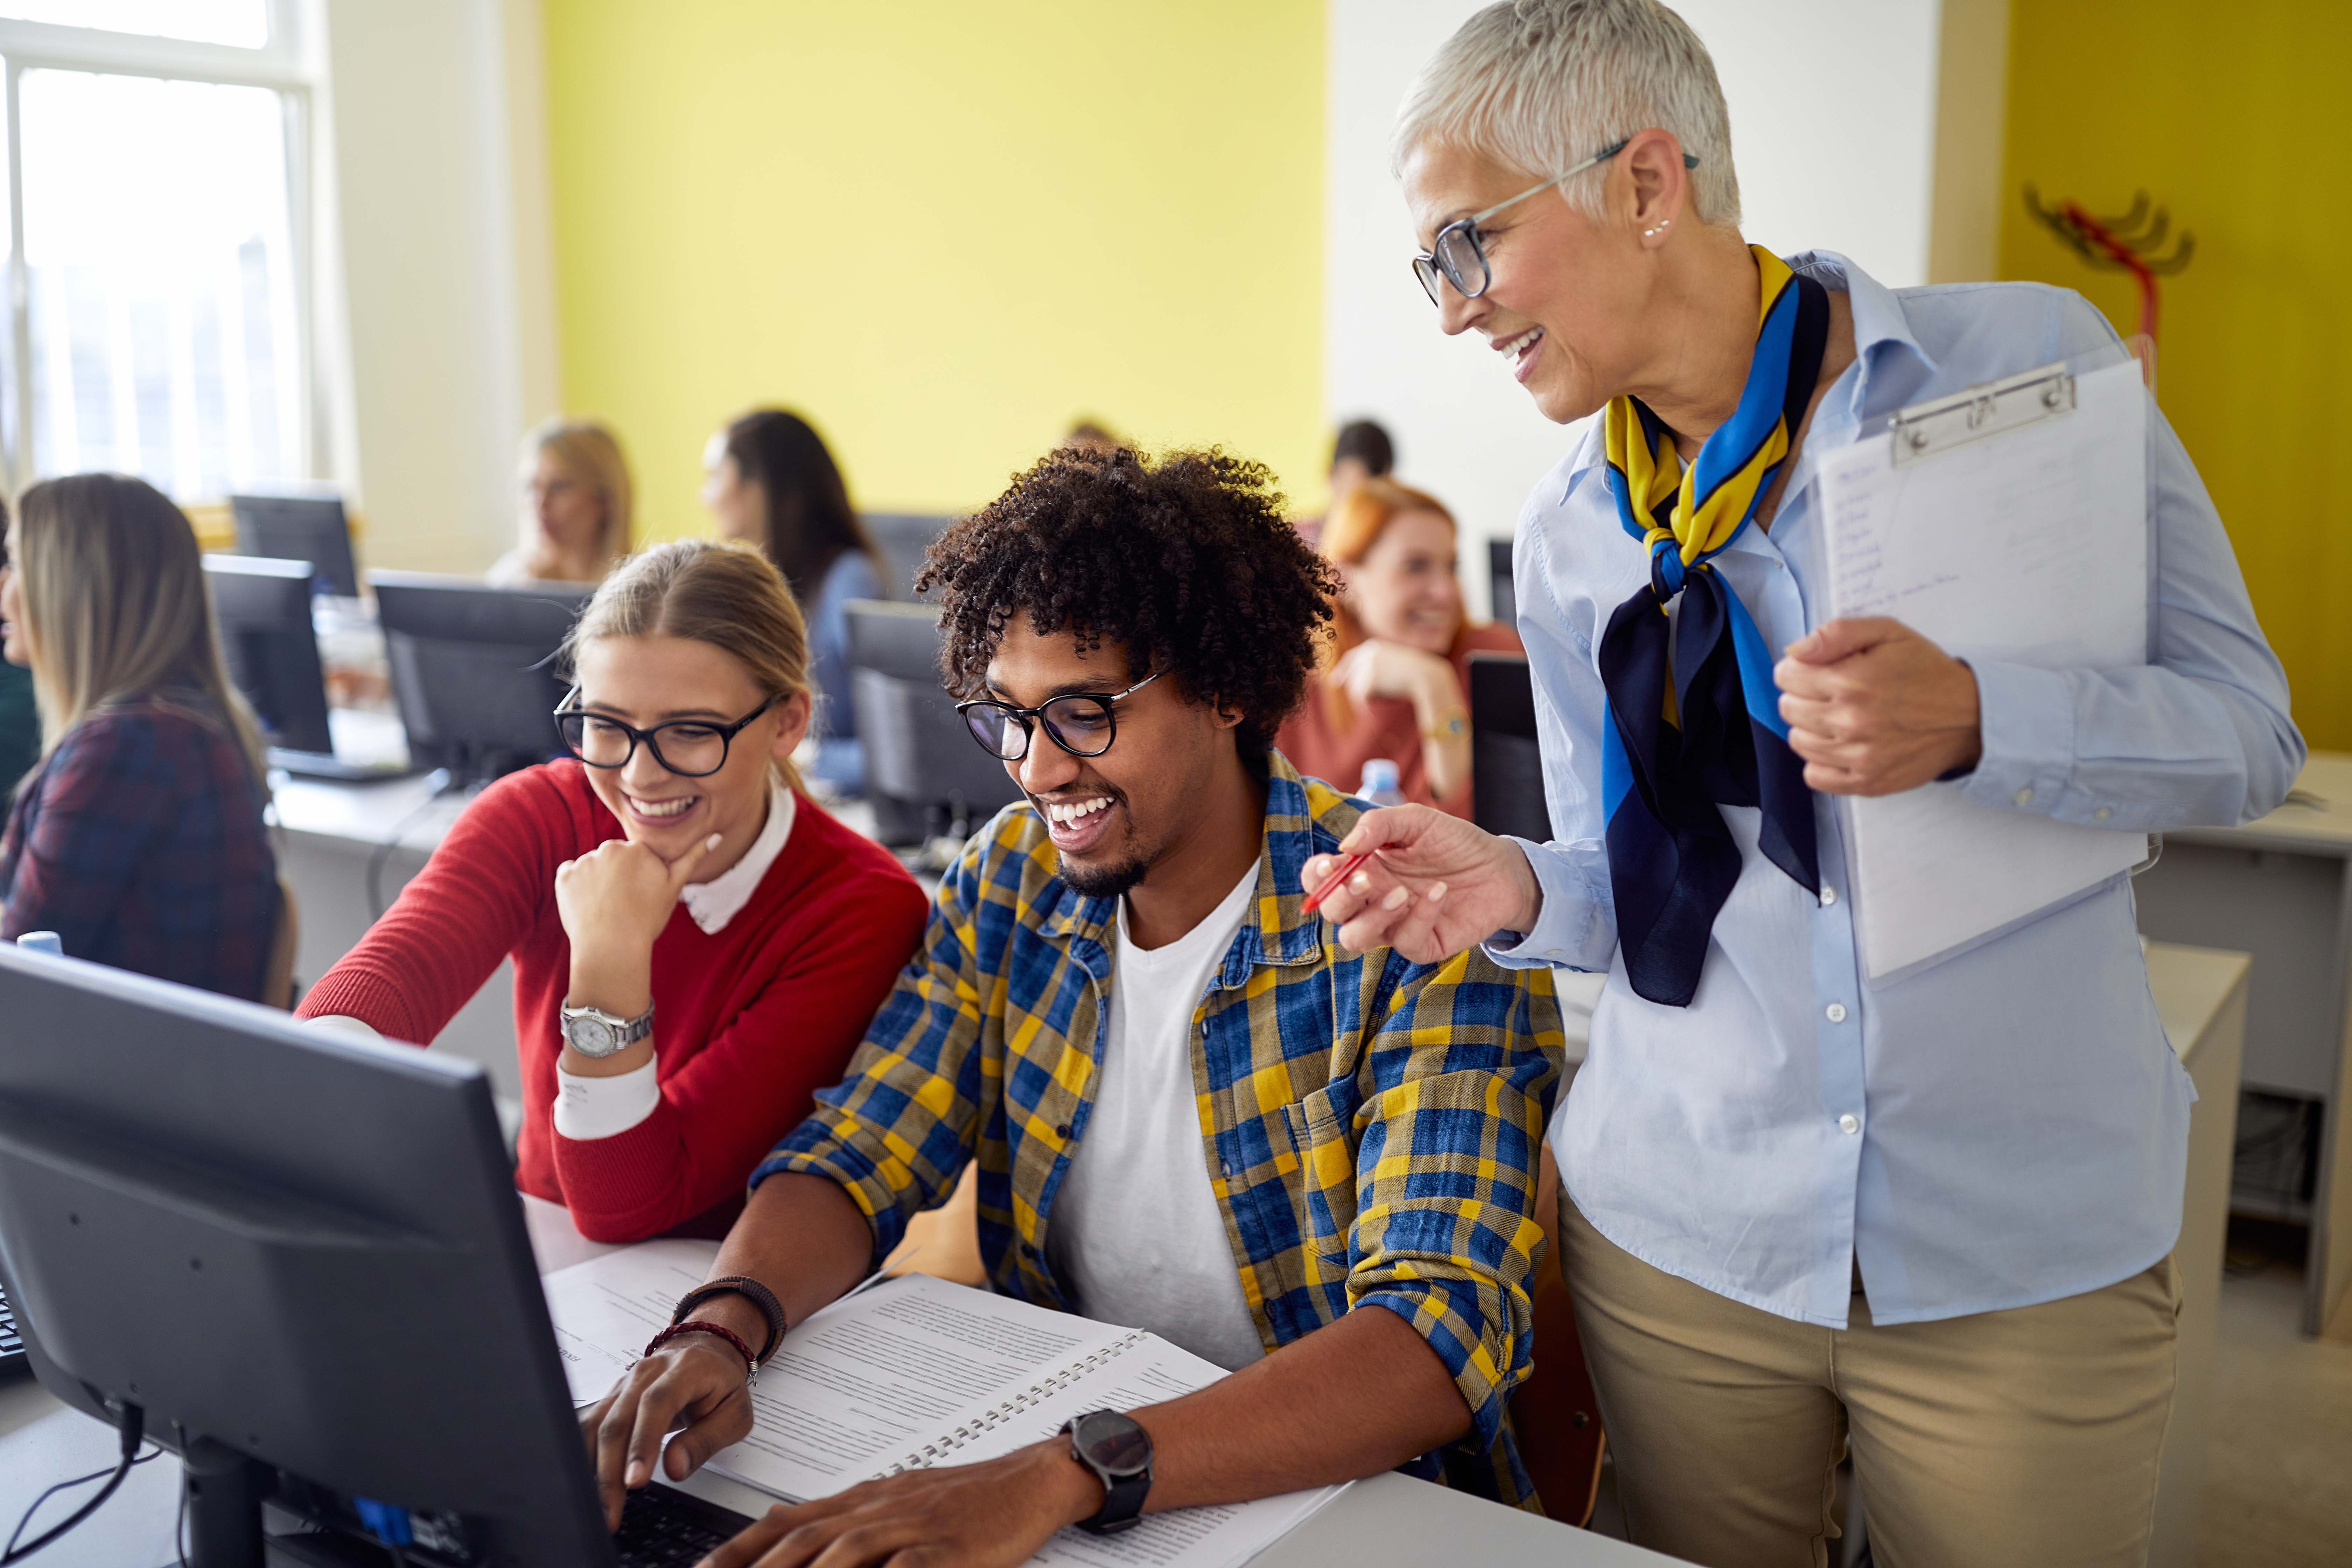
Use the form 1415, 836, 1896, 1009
183, 1438, 271, 1568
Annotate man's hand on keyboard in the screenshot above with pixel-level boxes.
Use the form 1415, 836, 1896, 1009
582, 1329, 758, 1531
699, 1438, 1105, 1568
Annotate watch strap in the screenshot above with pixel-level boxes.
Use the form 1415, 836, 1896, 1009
1062, 1414, 1152, 1535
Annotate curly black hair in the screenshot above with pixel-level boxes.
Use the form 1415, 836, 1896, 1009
916, 445, 1338, 764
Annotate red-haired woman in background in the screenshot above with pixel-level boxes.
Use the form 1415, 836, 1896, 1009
1277, 477, 1521, 814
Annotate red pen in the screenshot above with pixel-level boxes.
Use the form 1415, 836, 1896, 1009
1302, 850, 1375, 916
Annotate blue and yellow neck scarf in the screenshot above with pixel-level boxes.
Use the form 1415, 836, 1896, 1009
1597, 246, 1829, 1007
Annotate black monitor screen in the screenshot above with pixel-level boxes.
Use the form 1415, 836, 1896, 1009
372, 572, 592, 781
0, 945, 614, 1566
1468, 652, 1553, 844
204, 554, 334, 755
230, 494, 361, 599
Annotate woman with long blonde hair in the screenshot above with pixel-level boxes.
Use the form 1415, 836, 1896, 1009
489, 416, 635, 585
0, 474, 279, 999
1275, 476, 1521, 814
299, 538, 927, 1243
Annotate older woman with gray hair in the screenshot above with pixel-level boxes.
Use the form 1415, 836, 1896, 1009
1306, 2, 2301, 1563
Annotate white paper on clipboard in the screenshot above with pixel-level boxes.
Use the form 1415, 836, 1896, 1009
1816, 357, 2149, 979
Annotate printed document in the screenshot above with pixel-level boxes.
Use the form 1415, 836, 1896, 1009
543, 1257, 1341, 1568
1817, 358, 2149, 977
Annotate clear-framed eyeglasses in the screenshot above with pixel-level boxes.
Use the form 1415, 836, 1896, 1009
1412, 138, 1699, 306
956, 668, 1166, 762
552, 687, 782, 778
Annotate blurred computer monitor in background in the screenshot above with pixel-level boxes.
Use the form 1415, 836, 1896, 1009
846, 600, 1022, 846
204, 553, 335, 757
372, 572, 591, 783
231, 493, 362, 599
1467, 651, 1553, 845
858, 513, 952, 603
1489, 539, 1516, 632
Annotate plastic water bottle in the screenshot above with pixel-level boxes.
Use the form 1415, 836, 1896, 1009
14, 932, 62, 956
1358, 758, 1405, 808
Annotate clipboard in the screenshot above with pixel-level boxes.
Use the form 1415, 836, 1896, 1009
1815, 357, 2150, 980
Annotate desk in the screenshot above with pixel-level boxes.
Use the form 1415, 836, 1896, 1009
271, 773, 521, 1097
0, 1194, 1674, 1568
2132, 752, 2352, 1340
2143, 941, 2250, 1568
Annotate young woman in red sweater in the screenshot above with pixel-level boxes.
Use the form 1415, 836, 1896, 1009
298, 538, 927, 1242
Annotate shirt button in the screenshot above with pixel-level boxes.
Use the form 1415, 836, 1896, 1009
1219, 1157, 1231, 1177
1820, 886, 1839, 906
1021, 1242, 1038, 1259
2093, 806, 2113, 822
1826, 1002, 1849, 1023
2015, 786, 2034, 807
1055, 1122, 1072, 1138
1839, 1113, 1860, 1135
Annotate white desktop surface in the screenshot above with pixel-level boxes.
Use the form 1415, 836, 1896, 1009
1, 1191, 1668, 1567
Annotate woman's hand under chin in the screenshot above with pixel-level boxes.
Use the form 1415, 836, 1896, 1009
1332, 637, 1456, 710
553, 831, 720, 1018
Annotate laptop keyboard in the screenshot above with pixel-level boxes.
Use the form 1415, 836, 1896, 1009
612, 1485, 752, 1567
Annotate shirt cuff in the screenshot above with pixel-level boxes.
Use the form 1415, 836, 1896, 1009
298, 1014, 384, 1044
553, 1059, 660, 1141
1956, 660, 2077, 818
1480, 835, 1610, 971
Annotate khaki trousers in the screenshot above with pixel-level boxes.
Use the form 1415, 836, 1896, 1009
1559, 1189, 2179, 1568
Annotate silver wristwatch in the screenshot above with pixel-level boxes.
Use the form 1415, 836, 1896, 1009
559, 1002, 654, 1058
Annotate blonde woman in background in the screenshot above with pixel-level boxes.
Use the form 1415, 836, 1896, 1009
0, 474, 279, 999
490, 416, 634, 586
1276, 477, 1521, 814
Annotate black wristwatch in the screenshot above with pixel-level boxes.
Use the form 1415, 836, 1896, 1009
1061, 1410, 1152, 1535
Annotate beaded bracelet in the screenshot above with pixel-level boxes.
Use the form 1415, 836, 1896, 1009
670, 1275, 787, 1365
644, 1321, 762, 1387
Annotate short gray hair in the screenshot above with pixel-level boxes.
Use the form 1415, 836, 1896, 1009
1391, 0, 1741, 228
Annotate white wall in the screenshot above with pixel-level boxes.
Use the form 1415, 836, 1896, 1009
315, 0, 557, 574
1326, 0, 1944, 618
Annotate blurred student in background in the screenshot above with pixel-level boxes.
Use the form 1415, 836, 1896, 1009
301, 540, 924, 1242
0, 475, 280, 1000
1278, 478, 1520, 815
700, 409, 886, 794
489, 416, 635, 586
1296, 418, 1395, 547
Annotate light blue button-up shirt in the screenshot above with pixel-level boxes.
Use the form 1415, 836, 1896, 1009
1488, 251, 2303, 1329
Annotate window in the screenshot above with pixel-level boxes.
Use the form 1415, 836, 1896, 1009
0, 2, 320, 501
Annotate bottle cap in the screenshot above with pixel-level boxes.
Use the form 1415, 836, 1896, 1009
1359, 758, 1401, 795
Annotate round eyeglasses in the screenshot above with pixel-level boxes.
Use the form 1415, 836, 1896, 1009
552, 687, 783, 778
1412, 139, 1697, 306
955, 668, 1165, 762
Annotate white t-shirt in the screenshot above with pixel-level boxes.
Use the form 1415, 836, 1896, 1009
1046, 864, 1265, 1370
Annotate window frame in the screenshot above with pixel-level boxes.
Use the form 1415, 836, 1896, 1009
0, 0, 326, 498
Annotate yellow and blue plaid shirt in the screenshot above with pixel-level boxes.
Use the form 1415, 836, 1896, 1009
757, 752, 1565, 1505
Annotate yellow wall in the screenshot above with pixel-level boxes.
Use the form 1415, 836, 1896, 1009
540, 1, 1326, 544
2001, 1, 2352, 749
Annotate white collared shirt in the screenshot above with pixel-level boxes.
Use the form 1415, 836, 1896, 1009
678, 784, 796, 935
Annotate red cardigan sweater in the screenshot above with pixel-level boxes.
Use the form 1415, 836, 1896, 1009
297, 762, 928, 1242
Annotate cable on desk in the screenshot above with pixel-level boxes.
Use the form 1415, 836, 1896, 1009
2, 1400, 148, 1562
365, 768, 456, 921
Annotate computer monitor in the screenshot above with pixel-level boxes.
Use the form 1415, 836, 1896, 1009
231, 494, 362, 599
372, 571, 592, 782
859, 513, 952, 602
846, 600, 1023, 846
0, 945, 632, 1566
1467, 652, 1554, 844
1489, 539, 1516, 631
204, 554, 335, 756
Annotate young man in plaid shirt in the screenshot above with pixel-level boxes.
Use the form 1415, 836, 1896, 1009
585, 447, 1565, 1564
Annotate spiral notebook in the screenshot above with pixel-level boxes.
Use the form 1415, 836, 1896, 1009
544, 1252, 1344, 1568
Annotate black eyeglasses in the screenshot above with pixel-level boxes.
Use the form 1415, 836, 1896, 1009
1412, 139, 1699, 306
955, 669, 1166, 762
552, 687, 783, 778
